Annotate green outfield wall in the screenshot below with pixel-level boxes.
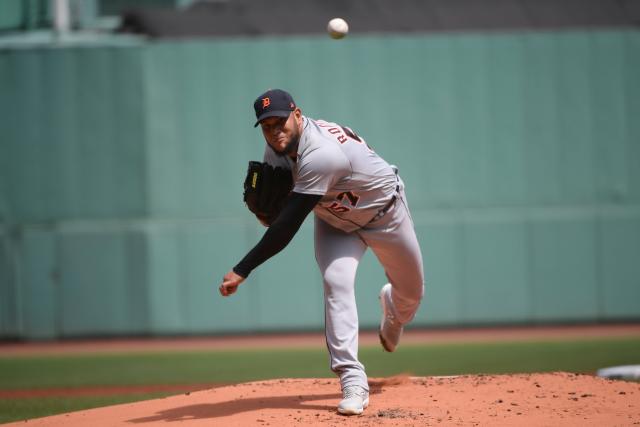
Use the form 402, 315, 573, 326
0, 0, 47, 32
1, 30, 639, 339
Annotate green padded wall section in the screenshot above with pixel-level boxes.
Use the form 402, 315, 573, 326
1, 29, 638, 339
1, 46, 147, 221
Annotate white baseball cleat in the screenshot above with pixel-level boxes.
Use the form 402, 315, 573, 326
337, 385, 369, 415
379, 283, 403, 352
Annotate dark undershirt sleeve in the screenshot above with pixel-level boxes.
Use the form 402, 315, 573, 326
233, 192, 322, 278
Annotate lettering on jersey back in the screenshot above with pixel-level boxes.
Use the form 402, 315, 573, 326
317, 120, 365, 145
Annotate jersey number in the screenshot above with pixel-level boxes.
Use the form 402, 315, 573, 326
327, 191, 360, 213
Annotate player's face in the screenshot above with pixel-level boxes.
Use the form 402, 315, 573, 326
260, 109, 302, 155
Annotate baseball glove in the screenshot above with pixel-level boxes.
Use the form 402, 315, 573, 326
243, 161, 293, 226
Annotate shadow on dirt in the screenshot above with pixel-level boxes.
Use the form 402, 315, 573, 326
127, 392, 342, 422
127, 376, 411, 423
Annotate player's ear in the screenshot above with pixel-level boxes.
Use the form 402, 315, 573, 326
291, 108, 302, 129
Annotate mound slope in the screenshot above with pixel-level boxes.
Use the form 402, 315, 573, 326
8, 372, 639, 426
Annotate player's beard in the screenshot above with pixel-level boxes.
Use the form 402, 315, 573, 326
283, 136, 299, 156
281, 126, 300, 157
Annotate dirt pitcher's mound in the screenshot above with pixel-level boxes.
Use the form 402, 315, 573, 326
10, 373, 640, 426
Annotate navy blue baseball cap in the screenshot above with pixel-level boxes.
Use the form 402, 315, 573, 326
253, 89, 296, 127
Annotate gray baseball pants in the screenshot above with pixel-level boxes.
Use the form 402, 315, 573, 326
314, 186, 425, 392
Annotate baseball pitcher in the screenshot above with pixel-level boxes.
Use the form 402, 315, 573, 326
220, 89, 425, 415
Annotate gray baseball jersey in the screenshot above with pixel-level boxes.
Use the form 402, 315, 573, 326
264, 114, 424, 394
263, 116, 398, 232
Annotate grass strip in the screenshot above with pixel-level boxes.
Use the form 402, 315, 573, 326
0, 393, 172, 424
1, 337, 638, 390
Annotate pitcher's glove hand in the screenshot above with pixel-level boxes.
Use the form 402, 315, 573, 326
243, 161, 293, 226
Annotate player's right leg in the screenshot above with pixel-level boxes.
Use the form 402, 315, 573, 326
314, 216, 369, 414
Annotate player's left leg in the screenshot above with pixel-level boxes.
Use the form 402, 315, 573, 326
359, 188, 425, 351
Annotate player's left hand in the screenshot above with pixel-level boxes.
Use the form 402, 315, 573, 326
219, 270, 245, 297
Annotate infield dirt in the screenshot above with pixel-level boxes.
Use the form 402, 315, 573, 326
6, 372, 639, 426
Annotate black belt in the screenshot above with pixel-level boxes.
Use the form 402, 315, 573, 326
369, 186, 399, 224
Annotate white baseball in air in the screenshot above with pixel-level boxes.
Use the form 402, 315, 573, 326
327, 18, 349, 39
